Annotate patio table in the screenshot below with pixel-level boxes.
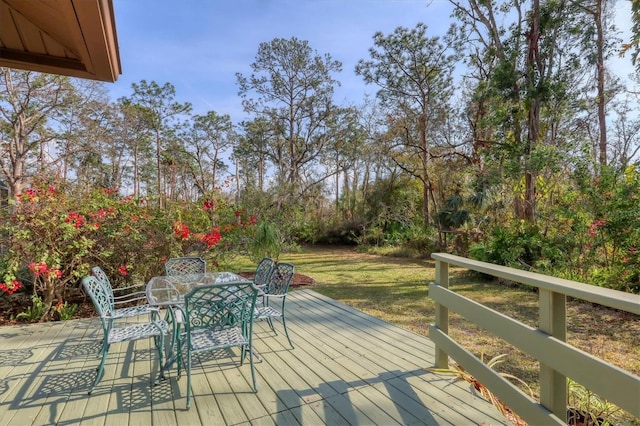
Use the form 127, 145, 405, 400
146, 271, 253, 379
146, 271, 251, 306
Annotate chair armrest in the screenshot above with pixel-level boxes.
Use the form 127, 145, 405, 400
113, 282, 149, 306
262, 293, 286, 300
113, 294, 148, 306
113, 282, 146, 293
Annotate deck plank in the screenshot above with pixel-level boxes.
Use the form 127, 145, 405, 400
0, 289, 507, 425
0, 320, 78, 425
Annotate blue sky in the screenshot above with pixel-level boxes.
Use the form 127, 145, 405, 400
109, 0, 635, 124
109, 0, 454, 121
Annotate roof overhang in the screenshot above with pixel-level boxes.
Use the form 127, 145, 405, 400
0, 0, 121, 82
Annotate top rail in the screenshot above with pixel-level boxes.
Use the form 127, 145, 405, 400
431, 253, 639, 314
429, 252, 640, 424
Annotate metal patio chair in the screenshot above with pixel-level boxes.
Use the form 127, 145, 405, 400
175, 282, 258, 409
252, 257, 275, 288
164, 256, 206, 276
91, 266, 158, 320
81, 275, 170, 394
254, 262, 295, 348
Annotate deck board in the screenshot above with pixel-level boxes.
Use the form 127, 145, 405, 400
0, 289, 507, 425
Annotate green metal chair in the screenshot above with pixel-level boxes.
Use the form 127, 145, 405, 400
254, 262, 295, 348
82, 275, 169, 394
252, 257, 275, 288
91, 266, 158, 320
175, 282, 258, 409
164, 257, 206, 276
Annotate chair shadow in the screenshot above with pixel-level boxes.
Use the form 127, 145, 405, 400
0, 348, 33, 366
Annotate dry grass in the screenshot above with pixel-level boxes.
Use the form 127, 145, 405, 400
228, 245, 640, 424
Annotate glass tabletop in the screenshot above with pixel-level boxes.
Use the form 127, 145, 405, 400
146, 271, 251, 306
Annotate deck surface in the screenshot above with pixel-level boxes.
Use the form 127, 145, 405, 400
0, 289, 507, 425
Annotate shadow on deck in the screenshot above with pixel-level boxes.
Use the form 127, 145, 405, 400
0, 289, 507, 425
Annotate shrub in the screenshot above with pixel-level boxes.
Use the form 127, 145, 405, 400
0, 185, 260, 320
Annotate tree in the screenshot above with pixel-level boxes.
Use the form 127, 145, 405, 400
54, 79, 109, 185
116, 99, 155, 197
621, 0, 640, 71
127, 80, 191, 208
449, 0, 590, 222
235, 117, 274, 193
355, 23, 457, 226
185, 111, 234, 196
0, 69, 74, 197
574, 0, 622, 166
236, 37, 343, 205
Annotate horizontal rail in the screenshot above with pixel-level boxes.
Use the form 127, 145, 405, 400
429, 253, 640, 424
431, 253, 640, 314
429, 326, 564, 425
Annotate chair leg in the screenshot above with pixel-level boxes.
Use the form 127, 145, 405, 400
89, 339, 110, 394
266, 317, 276, 333
248, 342, 257, 392
281, 313, 294, 349
186, 350, 192, 409
154, 333, 165, 384
176, 336, 184, 378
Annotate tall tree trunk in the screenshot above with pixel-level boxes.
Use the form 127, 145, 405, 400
595, 0, 607, 165
420, 112, 430, 225
155, 130, 163, 208
133, 143, 139, 198
524, 0, 542, 222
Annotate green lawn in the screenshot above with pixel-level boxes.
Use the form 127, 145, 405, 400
227, 244, 640, 423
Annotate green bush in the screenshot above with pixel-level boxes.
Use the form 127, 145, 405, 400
0, 185, 260, 320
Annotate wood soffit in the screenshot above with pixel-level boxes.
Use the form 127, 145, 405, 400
0, 0, 121, 82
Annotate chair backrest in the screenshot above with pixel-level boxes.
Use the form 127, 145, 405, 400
82, 275, 113, 324
183, 282, 257, 334
91, 266, 114, 303
253, 257, 275, 287
165, 257, 206, 276
265, 262, 294, 296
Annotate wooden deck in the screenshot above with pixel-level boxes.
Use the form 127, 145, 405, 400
0, 289, 507, 425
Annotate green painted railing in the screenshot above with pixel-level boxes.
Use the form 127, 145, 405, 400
429, 253, 640, 425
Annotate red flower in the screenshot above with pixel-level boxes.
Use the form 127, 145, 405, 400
0, 280, 22, 295
173, 221, 190, 240
29, 262, 48, 277
65, 212, 85, 229
118, 265, 129, 276
200, 227, 222, 248
202, 199, 215, 211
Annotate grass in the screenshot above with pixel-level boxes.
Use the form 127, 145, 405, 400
227, 245, 640, 424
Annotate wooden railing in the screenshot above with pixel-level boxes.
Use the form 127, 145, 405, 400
429, 253, 640, 425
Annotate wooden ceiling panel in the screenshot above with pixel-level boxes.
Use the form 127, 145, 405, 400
41, 30, 69, 58
0, 3, 23, 49
0, 0, 121, 82
11, 11, 47, 54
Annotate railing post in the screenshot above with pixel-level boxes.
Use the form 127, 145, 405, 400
539, 288, 567, 421
434, 259, 449, 368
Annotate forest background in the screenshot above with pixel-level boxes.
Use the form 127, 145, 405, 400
0, 0, 639, 317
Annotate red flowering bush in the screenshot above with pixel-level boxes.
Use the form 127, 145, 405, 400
0, 185, 260, 321
165, 196, 258, 268
0, 280, 21, 295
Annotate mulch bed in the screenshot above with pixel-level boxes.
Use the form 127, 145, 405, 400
235, 272, 315, 287
0, 273, 315, 326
